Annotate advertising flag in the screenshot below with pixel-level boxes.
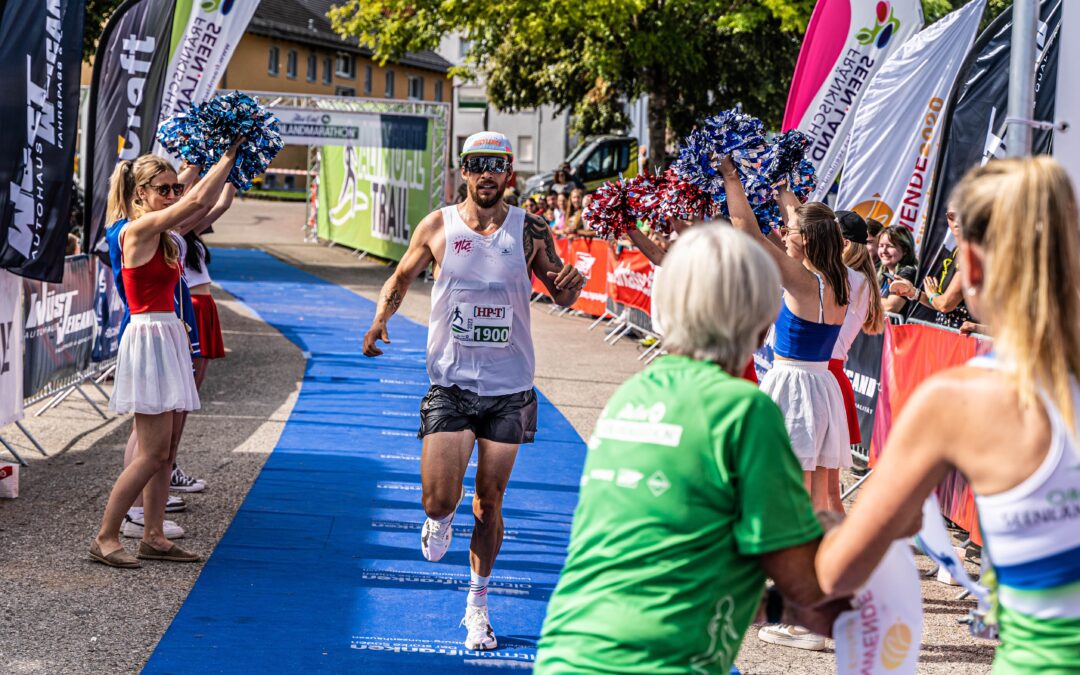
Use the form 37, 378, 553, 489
0, 270, 24, 427
85, 0, 177, 254
914, 2, 1061, 323
0, 0, 85, 282
1053, 1, 1079, 199
154, 0, 258, 150
783, 0, 923, 200
836, 0, 986, 254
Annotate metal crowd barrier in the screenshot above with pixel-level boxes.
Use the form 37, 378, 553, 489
0, 358, 117, 466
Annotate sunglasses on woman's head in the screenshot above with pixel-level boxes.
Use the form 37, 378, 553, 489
463, 156, 511, 175
145, 182, 186, 197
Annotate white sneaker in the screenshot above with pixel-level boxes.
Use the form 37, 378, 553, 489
121, 514, 185, 540
420, 489, 465, 562
165, 495, 186, 513
757, 624, 826, 651
462, 605, 498, 651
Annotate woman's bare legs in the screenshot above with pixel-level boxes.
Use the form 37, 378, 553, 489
96, 411, 176, 555
826, 468, 846, 514
141, 411, 184, 550
809, 468, 831, 512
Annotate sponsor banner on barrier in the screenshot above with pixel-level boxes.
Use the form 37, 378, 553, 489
845, 331, 886, 453
21, 256, 96, 399
869, 322, 985, 543
568, 238, 608, 317
270, 108, 431, 149
783, 0, 923, 201
316, 126, 435, 260
86, 0, 177, 253
608, 249, 655, 314
0, 271, 24, 426
914, 1, 1061, 323
0, 0, 84, 283
155, 0, 257, 137
836, 0, 985, 253
91, 258, 124, 362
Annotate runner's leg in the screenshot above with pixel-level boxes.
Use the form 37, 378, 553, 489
420, 431, 475, 520
470, 440, 519, 577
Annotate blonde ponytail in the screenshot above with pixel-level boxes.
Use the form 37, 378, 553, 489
843, 242, 886, 334
107, 160, 136, 222
953, 157, 1080, 432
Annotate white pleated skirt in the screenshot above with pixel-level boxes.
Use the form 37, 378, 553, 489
759, 358, 851, 471
109, 312, 201, 415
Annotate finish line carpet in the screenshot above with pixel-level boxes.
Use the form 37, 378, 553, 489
144, 249, 588, 673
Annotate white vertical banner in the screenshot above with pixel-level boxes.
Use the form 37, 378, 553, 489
1054, 0, 1080, 201
153, 0, 258, 153
0, 270, 25, 427
782, 0, 925, 201
836, 0, 986, 254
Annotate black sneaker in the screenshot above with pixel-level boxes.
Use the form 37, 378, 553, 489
170, 465, 207, 493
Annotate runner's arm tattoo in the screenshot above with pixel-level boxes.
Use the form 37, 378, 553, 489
523, 213, 562, 267
384, 287, 403, 314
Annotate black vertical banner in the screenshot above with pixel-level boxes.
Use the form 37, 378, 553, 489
0, 0, 85, 282
844, 331, 886, 454
85, 0, 176, 255
913, 1, 1062, 322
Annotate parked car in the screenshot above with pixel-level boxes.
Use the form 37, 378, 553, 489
523, 135, 639, 195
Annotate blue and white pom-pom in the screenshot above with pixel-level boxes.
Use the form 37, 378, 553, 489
670, 109, 766, 196
157, 91, 284, 192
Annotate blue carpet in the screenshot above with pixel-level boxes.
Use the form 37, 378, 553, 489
144, 249, 588, 673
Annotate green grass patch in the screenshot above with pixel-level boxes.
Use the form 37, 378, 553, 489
243, 189, 307, 202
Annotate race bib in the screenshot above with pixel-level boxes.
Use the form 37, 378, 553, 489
450, 303, 513, 347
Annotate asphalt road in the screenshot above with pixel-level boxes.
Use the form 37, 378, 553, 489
0, 198, 994, 673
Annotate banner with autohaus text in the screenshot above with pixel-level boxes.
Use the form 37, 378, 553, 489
783, 0, 923, 201
836, 0, 985, 254
914, 1, 1061, 324
153, 0, 257, 154
0, 0, 85, 283
86, 0, 177, 254
22, 255, 96, 398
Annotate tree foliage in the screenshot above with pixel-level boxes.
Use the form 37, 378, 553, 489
84, 0, 127, 63
328, 0, 811, 159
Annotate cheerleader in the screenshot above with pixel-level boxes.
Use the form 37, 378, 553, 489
90, 142, 240, 568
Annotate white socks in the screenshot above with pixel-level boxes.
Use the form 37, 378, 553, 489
468, 571, 490, 607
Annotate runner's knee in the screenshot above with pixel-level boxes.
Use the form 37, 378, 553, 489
471, 491, 503, 524
422, 490, 460, 520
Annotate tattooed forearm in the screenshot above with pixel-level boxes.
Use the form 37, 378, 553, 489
385, 287, 403, 313
523, 228, 534, 264
524, 213, 562, 267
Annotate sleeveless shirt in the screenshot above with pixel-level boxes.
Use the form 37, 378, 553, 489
426, 205, 535, 396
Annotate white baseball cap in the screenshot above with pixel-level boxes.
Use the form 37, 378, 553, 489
460, 131, 514, 159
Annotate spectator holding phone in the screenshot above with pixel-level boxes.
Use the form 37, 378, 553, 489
877, 225, 917, 313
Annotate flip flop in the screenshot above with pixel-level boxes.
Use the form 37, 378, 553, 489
137, 540, 202, 563
89, 541, 141, 568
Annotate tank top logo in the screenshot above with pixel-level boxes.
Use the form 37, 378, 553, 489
451, 237, 473, 256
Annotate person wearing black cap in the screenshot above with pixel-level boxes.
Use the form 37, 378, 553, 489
827, 210, 885, 512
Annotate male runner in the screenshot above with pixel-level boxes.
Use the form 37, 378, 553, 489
362, 132, 584, 650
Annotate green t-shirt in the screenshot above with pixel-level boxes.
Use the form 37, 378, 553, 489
535, 355, 822, 674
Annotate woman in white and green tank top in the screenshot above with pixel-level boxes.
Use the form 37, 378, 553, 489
814, 157, 1080, 673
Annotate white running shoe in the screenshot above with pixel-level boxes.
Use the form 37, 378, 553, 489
462, 605, 498, 651
420, 489, 465, 562
121, 514, 185, 540
757, 624, 826, 651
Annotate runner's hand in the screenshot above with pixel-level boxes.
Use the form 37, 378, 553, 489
547, 264, 584, 291
363, 323, 391, 357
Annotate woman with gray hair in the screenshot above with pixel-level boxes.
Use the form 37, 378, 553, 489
535, 224, 843, 674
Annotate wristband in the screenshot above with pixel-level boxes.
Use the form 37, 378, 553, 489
765, 586, 785, 624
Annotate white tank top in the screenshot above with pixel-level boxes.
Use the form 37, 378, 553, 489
176, 236, 213, 287
968, 355, 1080, 625
426, 205, 535, 396
832, 267, 869, 360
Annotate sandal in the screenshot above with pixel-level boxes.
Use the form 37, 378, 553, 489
89, 540, 141, 568
136, 540, 202, 563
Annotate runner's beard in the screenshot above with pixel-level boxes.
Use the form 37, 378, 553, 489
468, 180, 506, 208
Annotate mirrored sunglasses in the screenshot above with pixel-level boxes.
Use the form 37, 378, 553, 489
463, 156, 511, 175
146, 182, 186, 197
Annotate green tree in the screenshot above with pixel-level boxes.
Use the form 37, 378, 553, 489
328, 0, 812, 163
84, 0, 126, 63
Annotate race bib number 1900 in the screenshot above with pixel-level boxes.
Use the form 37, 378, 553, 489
450, 303, 513, 347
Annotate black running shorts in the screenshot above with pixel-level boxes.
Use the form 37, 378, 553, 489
418, 385, 538, 445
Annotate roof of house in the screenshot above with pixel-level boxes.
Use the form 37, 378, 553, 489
251, 0, 452, 73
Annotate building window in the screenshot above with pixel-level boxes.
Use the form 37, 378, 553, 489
323, 56, 332, 84
286, 49, 298, 79
517, 136, 535, 163
434, 80, 444, 102
306, 52, 317, 82
459, 39, 471, 58
385, 70, 395, 97
363, 65, 373, 96
335, 52, 355, 79
267, 46, 279, 76
407, 76, 424, 100
336, 86, 356, 97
